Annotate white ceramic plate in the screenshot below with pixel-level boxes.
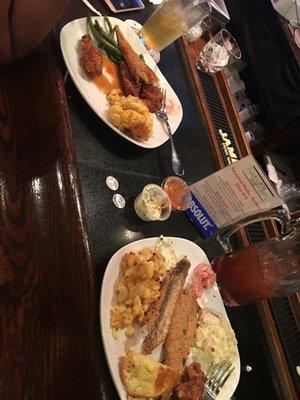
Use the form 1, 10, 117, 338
60, 17, 183, 148
100, 237, 240, 400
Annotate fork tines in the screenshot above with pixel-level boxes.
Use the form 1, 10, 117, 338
205, 360, 235, 397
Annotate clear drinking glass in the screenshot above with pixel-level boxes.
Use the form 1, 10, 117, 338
211, 209, 300, 307
195, 29, 241, 73
184, 16, 212, 43
139, 0, 212, 51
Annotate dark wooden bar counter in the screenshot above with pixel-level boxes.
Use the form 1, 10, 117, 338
0, 1, 298, 399
0, 38, 102, 399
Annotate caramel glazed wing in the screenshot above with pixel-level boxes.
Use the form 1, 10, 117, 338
115, 26, 158, 85
142, 258, 190, 354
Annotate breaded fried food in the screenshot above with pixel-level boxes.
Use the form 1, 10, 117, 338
119, 61, 140, 97
80, 34, 102, 78
143, 271, 172, 332
161, 285, 199, 400
140, 83, 164, 113
142, 258, 190, 354
164, 284, 199, 374
172, 362, 206, 400
115, 26, 158, 85
119, 350, 180, 398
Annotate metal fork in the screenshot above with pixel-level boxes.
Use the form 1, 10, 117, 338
155, 89, 185, 177
204, 360, 235, 400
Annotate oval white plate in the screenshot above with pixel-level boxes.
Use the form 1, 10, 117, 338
100, 237, 240, 400
60, 17, 183, 148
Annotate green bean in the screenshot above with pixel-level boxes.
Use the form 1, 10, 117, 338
104, 16, 114, 37
97, 36, 123, 58
87, 14, 103, 42
87, 14, 123, 60
94, 20, 119, 48
106, 52, 122, 64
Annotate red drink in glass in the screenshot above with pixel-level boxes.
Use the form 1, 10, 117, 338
211, 243, 279, 306
162, 177, 191, 211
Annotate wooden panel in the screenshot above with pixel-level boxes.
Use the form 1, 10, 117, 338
0, 37, 101, 400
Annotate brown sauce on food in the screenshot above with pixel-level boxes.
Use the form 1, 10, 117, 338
93, 54, 121, 94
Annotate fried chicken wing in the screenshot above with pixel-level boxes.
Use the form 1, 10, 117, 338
172, 363, 206, 400
140, 83, 163, 113
80, 34, 103, 78
119, 61, 140, 97
115, 26, 158, 85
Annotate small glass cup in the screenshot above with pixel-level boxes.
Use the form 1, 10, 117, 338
162, 176, 192, 211
195, 29, 241, 73
134, 184, 171, 221
184, 16, 212, 43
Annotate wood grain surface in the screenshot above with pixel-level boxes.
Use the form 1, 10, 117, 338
0, 37, 102, 400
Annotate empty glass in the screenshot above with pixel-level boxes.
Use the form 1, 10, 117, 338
195, 29, 241, 73
184, 16, 212, 43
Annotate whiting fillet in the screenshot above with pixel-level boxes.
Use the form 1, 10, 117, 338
161, 284, 199, 400
115, 26, 158, 85
142, 258, 190, 354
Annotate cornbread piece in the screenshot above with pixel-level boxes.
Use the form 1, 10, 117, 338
119, 350, 179, 398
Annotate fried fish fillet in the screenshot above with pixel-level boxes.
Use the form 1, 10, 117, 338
164, 284, 199, 374
115, 26, 158, 85
142, 258, 190, 354
144, 271, 172, 332
161, 285, 199, 400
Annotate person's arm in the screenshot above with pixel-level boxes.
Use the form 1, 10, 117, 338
0, 0, 70, 63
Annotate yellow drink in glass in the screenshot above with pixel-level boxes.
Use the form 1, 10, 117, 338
140, 0, 211, 51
